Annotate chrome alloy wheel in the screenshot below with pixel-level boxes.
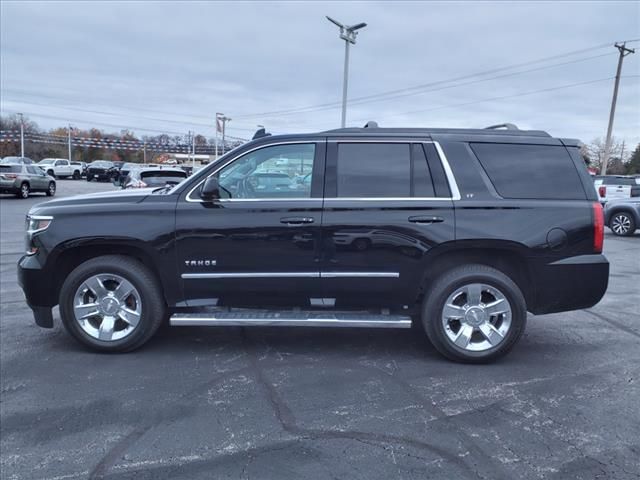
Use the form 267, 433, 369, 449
611, 214, 631, 235
73, 273, 142, 341
441, 283, 512, 352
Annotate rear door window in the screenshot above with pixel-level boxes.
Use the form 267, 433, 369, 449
336, 143, 411, 198
470, 143, 586, 200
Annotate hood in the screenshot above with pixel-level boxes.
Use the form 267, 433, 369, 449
29, 188, 158, 215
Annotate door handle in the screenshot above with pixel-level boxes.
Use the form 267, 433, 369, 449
280, 216, 314, 225
408, 216, 444, 224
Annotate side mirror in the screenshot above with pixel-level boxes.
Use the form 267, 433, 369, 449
201, 176, 220, 201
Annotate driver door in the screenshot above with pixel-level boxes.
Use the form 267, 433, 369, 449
175, 141, 326, 307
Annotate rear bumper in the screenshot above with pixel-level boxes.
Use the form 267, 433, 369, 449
17, 254, 56, 328
530, 254, 609, 315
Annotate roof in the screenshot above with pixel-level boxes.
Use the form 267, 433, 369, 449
321, 127, 551, 137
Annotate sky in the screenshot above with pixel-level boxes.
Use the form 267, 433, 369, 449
1, 1, 639, 145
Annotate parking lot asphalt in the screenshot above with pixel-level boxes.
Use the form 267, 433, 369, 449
1, 180, 639, 480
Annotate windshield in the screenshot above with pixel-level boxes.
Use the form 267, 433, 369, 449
140, 171, 187, 187
38, 159, 55, 165
90, 161, 113, 168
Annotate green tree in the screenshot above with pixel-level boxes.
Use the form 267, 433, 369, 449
626, 144, 640, 175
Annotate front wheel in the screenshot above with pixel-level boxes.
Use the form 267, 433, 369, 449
86, 175, 93, 182
610, 212, 635, 236
422, 264, 527, 363
47, 170, 56, 179
59, 255, 166, 352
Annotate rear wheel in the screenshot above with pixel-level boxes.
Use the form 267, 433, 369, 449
59, 255, 166, 352
422, 264, 527, 363
46, 182, 56, 196
17, 182, 30, 199
610, 212, 635, 236
73, 170, 81, 180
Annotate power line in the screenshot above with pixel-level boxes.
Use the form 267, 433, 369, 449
233, 41, 626, 119
0, 108, 248, 142
351, 75, 639, 123
0, 94, 259, 133
241, 52, 613, 120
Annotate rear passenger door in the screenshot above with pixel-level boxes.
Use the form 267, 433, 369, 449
26, 166, 47, 190
320, 139, 457, 308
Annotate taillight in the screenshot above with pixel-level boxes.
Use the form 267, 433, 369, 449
598, 185, 606, 198
2, 173, 18, 179
593, 202, 604, 253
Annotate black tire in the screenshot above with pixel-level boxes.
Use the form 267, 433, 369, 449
59, 255, 166, 352
47, 169, 56, 179
422, 264, 527, 363
73, 170, 81, 180
609, 212, 636, 236
46, 182, 56, 196
17, 182, 29, 199
86, 175, 93, 182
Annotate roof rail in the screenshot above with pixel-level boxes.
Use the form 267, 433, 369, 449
484, 123, 519, 131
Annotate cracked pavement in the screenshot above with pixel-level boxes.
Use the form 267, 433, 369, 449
1, 181, 639, 479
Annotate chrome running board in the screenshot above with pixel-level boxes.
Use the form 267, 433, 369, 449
170, 310, 412, 329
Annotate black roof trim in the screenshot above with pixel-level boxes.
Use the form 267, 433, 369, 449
322, 127, 551, 137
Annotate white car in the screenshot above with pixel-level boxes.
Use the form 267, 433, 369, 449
37, 158, 82, 179
596, 176, 640, 204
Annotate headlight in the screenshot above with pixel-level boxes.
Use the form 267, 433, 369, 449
25, 215, 53, 255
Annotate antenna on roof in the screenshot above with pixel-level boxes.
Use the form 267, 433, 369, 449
484, 123, 519, 130
363, 121, 379, 128
252, 127, 271, 140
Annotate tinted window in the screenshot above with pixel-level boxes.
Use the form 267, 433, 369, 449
337, 143, 410, 197
216, 144, 315, 199
0, 165, 21, 173
470, 143, 586, 200
411, 144, 435, 197
602, 177, 636, 186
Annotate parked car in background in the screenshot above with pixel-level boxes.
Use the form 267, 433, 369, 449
0, 164, 56, 198
122, 166, 187, 189
596, 176, 640, 204
604, 198, 640, 236
86, 160, 116, 182
1, 156, 34, 165
37, 158, 80, 179
70, 161, 87, 178
116, 162, 142, 186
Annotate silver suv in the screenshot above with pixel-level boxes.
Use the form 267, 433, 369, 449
0, 164, 56, 199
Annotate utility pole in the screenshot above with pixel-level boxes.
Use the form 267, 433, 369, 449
192, 132, 196, 170
67, 124, 73, 162
217, 114, 230, 154
18, 113, 25, 157
143, 141, 147, 163
601, 42, 635, 175
326, 16, 367, 128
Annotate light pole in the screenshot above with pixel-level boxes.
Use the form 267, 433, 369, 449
67, 124, 73, 162
18, 113, 25, 157
326, 16, 367, 128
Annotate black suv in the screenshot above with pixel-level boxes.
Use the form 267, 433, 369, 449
18, 124, 609, 362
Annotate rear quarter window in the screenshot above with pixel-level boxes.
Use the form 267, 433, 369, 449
470, 143, 586, 200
